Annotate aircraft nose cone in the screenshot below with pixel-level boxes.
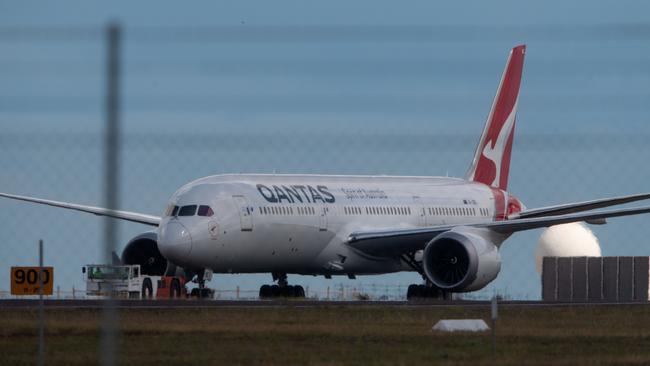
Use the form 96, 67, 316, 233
159, 221, 193, 262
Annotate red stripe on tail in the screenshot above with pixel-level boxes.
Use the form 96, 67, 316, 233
466, 45, 526, 191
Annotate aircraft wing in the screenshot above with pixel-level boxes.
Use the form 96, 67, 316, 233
0, 192, 160, 227
347, 205, 650, 256
510, 192, 650, 219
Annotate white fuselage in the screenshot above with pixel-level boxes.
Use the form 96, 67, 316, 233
157, 174, 505, 276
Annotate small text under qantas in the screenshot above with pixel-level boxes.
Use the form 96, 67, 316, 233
256, 184, 336, 204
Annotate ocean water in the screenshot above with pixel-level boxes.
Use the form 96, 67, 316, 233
1, 23, 649, 299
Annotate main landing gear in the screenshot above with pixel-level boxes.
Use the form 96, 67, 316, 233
406, 283, 451, 300
259, 272, 306, 299
401, 253, 451, 301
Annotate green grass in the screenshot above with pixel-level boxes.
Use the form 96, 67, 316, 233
2, 304, 650, 365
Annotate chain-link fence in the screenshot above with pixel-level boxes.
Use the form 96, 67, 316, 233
1, 23, 649, 305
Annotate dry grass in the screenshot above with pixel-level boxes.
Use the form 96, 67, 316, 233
2, 304, 650, 365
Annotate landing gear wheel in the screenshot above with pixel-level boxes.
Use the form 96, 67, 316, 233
261, 273, 306, 299
259, 284, 272, 298
199, 288, 212, 299
284, 285, 296, 297
141, 278, 153, 299
418, 284, 427, 297
407, 284, 419, 300
407, 283, 447, 301
170, 279, 181, 299
295, 285, 305, 298
271, 285, 281, 297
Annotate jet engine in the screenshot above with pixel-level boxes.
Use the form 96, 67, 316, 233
121, 231, 191, 278
422, 229, 501, 292
121, 232, 167, 276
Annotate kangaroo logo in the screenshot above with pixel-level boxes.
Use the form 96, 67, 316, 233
480, 100, 517, 187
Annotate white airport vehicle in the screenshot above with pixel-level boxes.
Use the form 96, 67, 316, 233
83, 264, 158, 299
4, 44, 650, 300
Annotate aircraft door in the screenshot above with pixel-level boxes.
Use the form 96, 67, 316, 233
413, 196, 426, 226
319, 206, 328, 231
232, 195, 253, 231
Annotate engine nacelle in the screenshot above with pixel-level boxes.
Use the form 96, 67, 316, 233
422, 229, 501, 292
121, 232, 190, 278
121, 232, 168, 276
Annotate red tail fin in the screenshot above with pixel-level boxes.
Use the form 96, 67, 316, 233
466, 45, 526, 190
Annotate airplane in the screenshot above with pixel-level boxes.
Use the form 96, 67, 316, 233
3, 44, 650, 300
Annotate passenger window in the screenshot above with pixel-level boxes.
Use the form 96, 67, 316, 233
178, 205, 197, 216
197, 205, 214, 217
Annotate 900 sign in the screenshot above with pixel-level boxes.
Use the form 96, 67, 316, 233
11, 267, 53, 295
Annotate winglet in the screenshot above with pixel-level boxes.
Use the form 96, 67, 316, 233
466, 44, 526, 190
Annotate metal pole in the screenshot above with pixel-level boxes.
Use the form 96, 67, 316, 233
38, 239, 44, 366
101, 21, 121, 366
491, 296, 498, 357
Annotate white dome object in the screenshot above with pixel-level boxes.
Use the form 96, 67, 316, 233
535, 222, 601, 274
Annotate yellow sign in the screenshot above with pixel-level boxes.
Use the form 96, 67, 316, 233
10, 267, 53, 295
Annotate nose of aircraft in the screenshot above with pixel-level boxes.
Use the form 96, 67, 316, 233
159, 221, 193, 262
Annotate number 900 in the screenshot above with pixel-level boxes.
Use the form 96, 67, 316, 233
14, 268, 50, 285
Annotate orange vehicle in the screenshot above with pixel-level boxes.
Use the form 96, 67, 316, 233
156, 276, 187, 299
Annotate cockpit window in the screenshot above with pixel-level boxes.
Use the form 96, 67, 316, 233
178, 205, 197, 216
198, 205, 214, 217
170, 206, 179, 216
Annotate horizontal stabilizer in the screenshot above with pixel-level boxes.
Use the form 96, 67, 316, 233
511, 192, 650, 219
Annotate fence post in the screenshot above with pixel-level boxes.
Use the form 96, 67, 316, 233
38, 239, 45, 366
101, 21, 121, 366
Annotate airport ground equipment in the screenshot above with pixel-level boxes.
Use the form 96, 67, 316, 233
156, 276, 188, 298
83, 264, 161, 299
542, 256, 649, 302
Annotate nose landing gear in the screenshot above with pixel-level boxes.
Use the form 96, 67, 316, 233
189, 269, 214, 299
259, 272, 306, 299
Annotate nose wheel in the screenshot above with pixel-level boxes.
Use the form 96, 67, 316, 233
189, 269, 214, 299
259, 272, 306, 299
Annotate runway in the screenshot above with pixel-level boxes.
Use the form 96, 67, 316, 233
1, 298, 649, 309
